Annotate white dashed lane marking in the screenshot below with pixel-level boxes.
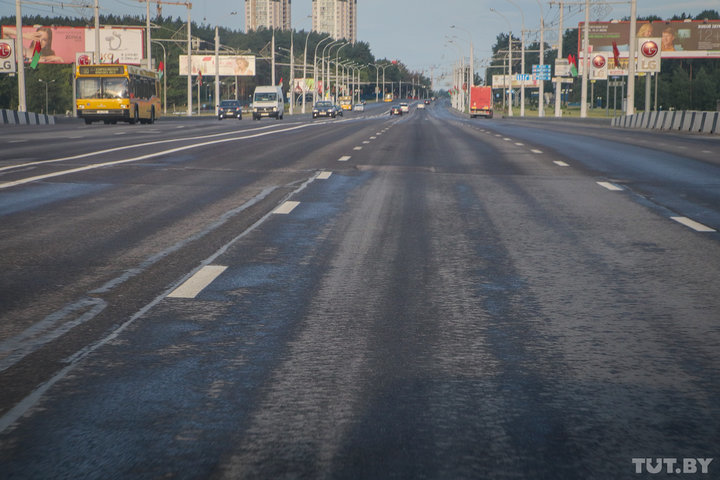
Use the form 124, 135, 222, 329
167, 265, 228, 299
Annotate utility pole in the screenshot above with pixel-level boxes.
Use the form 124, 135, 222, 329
580, 0, 589, 118
14, 0, 26, 112
626, 0, 637, 115
553, 1, 564, 117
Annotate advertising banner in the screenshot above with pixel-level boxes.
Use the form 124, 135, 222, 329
1, 25, 143, 65
578, 20, 720, 59
179, 55, 256, 76
590, 53, 608, 80
637, 37, 662, 73
0, 39, 15, 73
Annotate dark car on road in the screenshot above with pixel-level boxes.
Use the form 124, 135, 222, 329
390, 104, 403, 115
313, 101, 341, 119
218, 100, 243, 120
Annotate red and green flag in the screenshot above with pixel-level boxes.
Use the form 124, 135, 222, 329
157, 61, 164, 79
29, 41, 42, 69
568, 54, 578, 77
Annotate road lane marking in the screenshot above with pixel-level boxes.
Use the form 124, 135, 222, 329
553, 161, 570, 167
317, 171, 332, 179
273, 201, 300, 214
515, 142, 524, 146
338, 155, 351, 162
0, 123, 316, 190
353, 146, 363, 150
363, 140, 370, 144
597, 181, 623, 191
670, 216, 716, 232
531, 149, 543, 154
167, 265, 228, 299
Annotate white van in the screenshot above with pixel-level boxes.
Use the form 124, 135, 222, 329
251, 86, 284, 120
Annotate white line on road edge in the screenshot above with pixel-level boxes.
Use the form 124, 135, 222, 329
0, 173, 319, 435
0, 123, 315, 190
167, 265, 228, 299
273, 201, 300, 214
670, 216, 717, 232
317, 171, 332, 180
597, 181, 623, 191
554, 161, 570, 167
338, 155, 351, 162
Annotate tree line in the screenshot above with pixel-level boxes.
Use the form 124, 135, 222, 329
0, 14, 431, 114
486, 9, 720, 112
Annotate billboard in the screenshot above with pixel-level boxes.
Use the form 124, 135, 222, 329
179, 55, 256, 76
1, 25, 144, 65
0, 39, 15, 73
579, 20, 720, 59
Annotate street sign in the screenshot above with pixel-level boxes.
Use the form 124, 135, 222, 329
516, 74, 531, 81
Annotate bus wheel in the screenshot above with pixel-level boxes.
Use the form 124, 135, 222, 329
129, 108, 139, 125
84, 118, 92, 125
149, 107, 155, 124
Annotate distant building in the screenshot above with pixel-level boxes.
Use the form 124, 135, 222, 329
312, 0, 357, 44
245, 0, 292, 31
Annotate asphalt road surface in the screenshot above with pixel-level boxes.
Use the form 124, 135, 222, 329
1, 102, 719, 479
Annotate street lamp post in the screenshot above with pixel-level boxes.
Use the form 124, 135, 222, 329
38, 78, 55, 114
379, 64, 391, 102
151, 40, 167, 115
506, 0, 526, 117
313, 36, 332, 104
491, 8, 513, 117
321, 39, 341, 100
451, 25, 474, 104
534, 0, 545, 117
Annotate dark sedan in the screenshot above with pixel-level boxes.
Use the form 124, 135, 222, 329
312, 101, 341, 119
218, 100, 242, 120
390, 104, 403, 115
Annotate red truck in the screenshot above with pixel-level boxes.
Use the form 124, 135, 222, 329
470, 86, 493, 118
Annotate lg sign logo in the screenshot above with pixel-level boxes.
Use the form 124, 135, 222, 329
641, 40, 659, 58
592, 55, 606, 69
0, 42, 11, 59
0, 41, 15, 73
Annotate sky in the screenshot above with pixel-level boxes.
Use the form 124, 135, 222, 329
2, 0, 719, 86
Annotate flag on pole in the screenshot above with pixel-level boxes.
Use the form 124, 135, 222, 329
568, 54, 578, 77
198, 70, 202, 86
29, 41, 42, 69
278, 77, 283, 86
612, 41, 621, 68
158, 61, 164, 79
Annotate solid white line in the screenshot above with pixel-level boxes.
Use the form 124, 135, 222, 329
338, 155, 351, 162
0, 124, 314, 190
0, 124, 293, 174
553, 161, 570, 167
317, 171, 332, 179
531, 149, 543, 154
670, 216, 716, 232
167, 265, 227, 299
597, 181, 623, 191
273, 200, 300, 214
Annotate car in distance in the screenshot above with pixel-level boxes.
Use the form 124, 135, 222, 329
390, 105, 402, 115
313, 101, 340, 119
400, 102, 410, 113
218, 100, 242, 120
417, 102, 425, 109
353, 102, 365, 112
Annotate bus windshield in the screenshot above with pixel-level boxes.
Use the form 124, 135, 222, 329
77, 77, 129, 99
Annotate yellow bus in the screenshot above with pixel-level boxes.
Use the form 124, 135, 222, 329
76, 64, 160, 125
383, 92, 394, 102
339, 96, 353, 110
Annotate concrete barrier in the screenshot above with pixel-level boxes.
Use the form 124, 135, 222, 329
612, 109, 720, 135
0, 109, 55, 125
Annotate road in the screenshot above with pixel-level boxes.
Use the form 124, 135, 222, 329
1, 102, 719, 479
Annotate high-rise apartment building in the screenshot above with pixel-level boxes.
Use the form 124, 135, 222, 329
312, 0, 357, 44
245, 0, 292, 31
